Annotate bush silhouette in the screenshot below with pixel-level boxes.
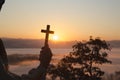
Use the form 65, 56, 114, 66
47, 37, 112, 80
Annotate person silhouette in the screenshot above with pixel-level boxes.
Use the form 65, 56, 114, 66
39, 46, 52, 69
0, 1, 53, 79
0, 0, 18, 80
0, 0, 9, 71
21, 46, 53, 80
0, 0, 5, 11
0, 39, 9, 71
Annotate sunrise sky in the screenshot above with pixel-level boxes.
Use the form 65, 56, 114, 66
0, 0, 120, 41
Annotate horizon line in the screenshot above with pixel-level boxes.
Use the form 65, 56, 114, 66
1, 37, 120, 42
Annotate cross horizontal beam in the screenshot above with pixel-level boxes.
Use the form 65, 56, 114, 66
41, 25, 54, 47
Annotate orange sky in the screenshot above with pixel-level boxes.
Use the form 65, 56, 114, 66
0, 0, 120, 41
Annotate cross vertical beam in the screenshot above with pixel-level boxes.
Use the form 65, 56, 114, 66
41, 25, 54, 47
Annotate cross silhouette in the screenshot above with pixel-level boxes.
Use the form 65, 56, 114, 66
41, 25, 54, 47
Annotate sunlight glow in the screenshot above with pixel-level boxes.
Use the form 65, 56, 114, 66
53, 35, 59, 41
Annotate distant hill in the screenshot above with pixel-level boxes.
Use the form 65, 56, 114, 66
2, 38, 44, 48
108, 40, 120, 48
2, 38, 75, 48
1, 38, 120, 48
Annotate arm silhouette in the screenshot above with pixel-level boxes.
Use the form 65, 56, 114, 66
39, 46, 52, 68
21, 46, 53, 80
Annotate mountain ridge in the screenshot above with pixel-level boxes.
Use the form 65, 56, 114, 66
2, 38, 120, 48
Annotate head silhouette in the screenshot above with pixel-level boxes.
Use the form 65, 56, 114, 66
0, 0, 5, 11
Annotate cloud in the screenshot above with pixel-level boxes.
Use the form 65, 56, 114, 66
8, 54, 39, 65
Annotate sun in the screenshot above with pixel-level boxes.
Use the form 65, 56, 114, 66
53, 35, 59, 40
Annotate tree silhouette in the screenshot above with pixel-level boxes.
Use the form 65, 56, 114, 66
47, 37, 112, 80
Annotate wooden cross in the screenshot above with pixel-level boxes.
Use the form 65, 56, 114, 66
41, 25, 54, 47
